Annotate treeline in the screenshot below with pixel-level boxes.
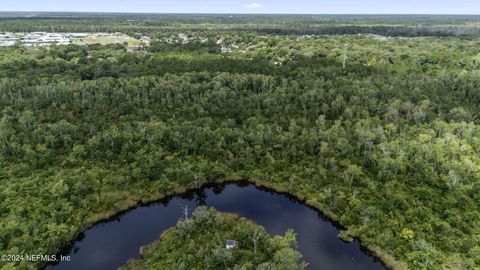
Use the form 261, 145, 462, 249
254, 25, 480, 37
2, 15, 480, 37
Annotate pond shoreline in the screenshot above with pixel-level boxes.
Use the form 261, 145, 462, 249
41, 177, 407, 270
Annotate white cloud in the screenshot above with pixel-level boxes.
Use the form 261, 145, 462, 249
245, 2, 263, 9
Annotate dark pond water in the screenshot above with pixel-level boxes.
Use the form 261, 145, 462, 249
45, 182, 386, 270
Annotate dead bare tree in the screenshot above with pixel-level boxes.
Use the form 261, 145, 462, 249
249, 229, 262, 254
343, 43, 349, 68
181, 205, 189, 220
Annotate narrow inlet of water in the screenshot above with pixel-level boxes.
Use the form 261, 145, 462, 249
45, 182, 386, 270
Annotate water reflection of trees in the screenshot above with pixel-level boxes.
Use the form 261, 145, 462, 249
194, 189, 207, 206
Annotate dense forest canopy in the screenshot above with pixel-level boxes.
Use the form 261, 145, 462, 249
0, 14, 479, 270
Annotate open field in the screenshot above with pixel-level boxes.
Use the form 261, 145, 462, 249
71, 33, 141, 46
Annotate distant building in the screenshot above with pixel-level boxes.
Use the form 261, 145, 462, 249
0, 41, 17, 47
226, 240, 238, 249
65, 33, 88, 39
24, 32, 44, 43
22, 33, 70, 46
0, 31, 135, 48
178, 33, 189, 44
140, 36, 151, 44
220, 44, 232, 53
0, 35, 18, 42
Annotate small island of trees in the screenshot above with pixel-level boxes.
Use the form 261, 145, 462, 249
121, 207, 307, 270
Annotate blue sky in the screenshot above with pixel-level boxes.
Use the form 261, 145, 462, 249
1, 0, 479, 14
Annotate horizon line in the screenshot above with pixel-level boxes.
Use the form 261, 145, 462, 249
1, 11, 480, 16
